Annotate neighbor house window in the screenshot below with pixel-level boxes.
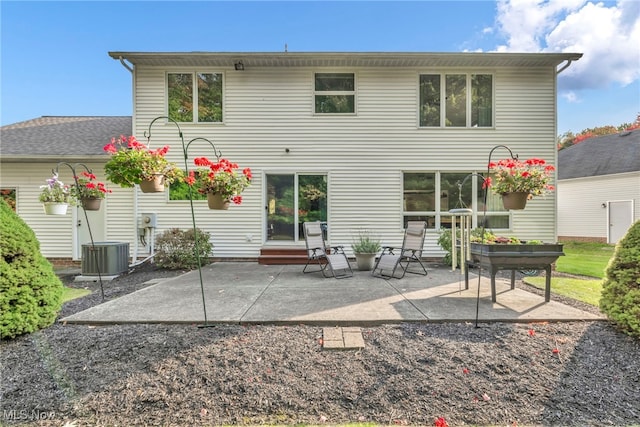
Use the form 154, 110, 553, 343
314, 73, 355, 114
168, 72, 223, 123
419, 73, 493, 127
403, 172, 508, 229
1, 188, 16, 211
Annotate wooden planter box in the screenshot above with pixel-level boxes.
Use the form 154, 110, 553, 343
465, 243, 565, 302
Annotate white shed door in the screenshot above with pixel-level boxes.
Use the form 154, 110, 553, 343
73, 206, 106, 260
608, 200, 633, 244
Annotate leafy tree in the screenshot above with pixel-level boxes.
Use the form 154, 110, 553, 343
169, 177, 207, 201
0, 199, 63, 339
558, 113, 640, 150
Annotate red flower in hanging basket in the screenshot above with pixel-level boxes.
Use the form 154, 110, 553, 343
485, 157, 556, 197
187, 156, 252, 205
70, 171, 112, 200
103, 135, 183, 188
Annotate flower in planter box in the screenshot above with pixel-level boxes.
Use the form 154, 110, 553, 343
185, 156, 252, 205
484, 157, 556, 197
103, 135, 183, 188
38, 173, 74, 205
70, 171, 112, 200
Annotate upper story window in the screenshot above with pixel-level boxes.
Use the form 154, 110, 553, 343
314, 73, 355, 114
168, 72, 223, 123
419, 73, 493, 128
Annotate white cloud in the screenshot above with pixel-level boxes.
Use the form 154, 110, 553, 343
493, 0, 640, 90
561, 91, 580, 103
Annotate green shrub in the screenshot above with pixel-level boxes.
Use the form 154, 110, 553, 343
437, 227, 493, 265
599, 220, 640, 338
351, 230, 382, 253
155, 228, 213, 270
0, 199, 63, 340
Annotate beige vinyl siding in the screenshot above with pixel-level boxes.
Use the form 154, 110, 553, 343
558, 173, 640, 239
0, 162, 118, 259
105, 186, 136, 248
121, 64, 560, 258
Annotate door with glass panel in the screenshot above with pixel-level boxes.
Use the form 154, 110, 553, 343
266, 174, 327, 242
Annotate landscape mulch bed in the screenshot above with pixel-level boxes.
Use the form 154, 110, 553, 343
1, 263, 639, 427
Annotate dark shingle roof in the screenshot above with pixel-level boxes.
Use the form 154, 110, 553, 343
0, 116, 132, 160
558, 129, 640, 179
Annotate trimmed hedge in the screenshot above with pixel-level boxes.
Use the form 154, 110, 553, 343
599, 220, 640, 338
0, 199, 63, 339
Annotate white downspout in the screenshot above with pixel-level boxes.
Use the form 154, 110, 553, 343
556, 59, 574, 75
115, 55, 140, 265
118, 56, 133, 73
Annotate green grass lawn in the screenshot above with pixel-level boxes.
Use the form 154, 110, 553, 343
555, 241, 615, 279
525, 276, 603, 306
524, 241, 615, 307
61, 287, 91, 303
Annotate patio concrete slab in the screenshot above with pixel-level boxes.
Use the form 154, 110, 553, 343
61, 262, 604, 325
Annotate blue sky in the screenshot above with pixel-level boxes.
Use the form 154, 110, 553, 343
1, 0, 639, 135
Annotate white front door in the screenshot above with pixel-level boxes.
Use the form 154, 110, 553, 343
73, 205, 106, 260
608, 200, 633, 244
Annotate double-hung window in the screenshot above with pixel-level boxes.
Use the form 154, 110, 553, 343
419, 73, 493, 127
314, 73, 355, 114
167, 72, 223, 123
403, 172, 509, 230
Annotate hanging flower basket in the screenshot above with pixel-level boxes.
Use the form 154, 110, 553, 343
207, 193, 230, 210
43, 202, 68, 215
70, 171, 111, 204
81, 197, 102, 211
139, 174, 166, 193
39, 173, 74, 214
103, 135, 183, 190
501, 192, 529, 210
484, 157, 556, 211
187, 157, 252, 207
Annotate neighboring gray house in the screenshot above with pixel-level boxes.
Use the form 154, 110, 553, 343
557, 129, 640, 244
0, 116, 131, 263
2, 51, 582, 263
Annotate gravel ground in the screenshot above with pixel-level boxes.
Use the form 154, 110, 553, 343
1, 262, 639, 427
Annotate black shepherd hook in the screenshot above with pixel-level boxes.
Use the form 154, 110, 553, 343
54, 162, 105, 301
474, 145, 519, 328
144, 116, 221, 328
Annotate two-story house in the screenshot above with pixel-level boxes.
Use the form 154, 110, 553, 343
1, 51, 581, 263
